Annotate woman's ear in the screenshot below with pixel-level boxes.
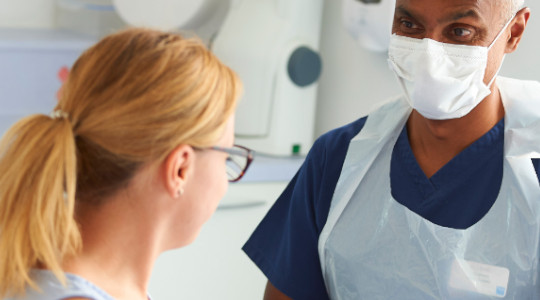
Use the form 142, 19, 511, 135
163, 145, 195, 198
505, 8, 531, 53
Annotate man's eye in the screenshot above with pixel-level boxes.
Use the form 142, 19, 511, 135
453, 28, 472, 37
401, 21, 416, 29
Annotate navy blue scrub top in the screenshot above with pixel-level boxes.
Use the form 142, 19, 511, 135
242, 116, 540, 300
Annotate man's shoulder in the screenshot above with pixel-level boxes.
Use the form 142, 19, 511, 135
498, 76, 540, 93
312, 116, 368, 155
312, 98, 405, 154
498, 76, 540, 84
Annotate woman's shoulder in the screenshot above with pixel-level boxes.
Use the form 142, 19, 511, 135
7, 269, 113, 300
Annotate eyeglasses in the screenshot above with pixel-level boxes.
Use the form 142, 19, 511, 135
209, 145, 254, 182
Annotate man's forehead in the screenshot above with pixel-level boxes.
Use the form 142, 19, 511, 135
394, 0, 504, 13
395, 0, 504, 22
395, 0, 506, 7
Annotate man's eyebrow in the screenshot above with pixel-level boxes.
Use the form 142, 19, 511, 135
441, 9, 482, 23
395, 5, 483, 23
395, 5, 414, 18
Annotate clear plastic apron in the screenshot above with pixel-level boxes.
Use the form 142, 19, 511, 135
318, 77, 540, 299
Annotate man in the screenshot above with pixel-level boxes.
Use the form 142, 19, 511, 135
243, 0, 540, 299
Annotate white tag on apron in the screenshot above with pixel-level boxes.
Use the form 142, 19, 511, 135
449, 259, 510, 298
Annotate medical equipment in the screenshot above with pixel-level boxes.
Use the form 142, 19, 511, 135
112, 0, 324, 156
212, 0, 324, 156
56, 0, 123, 37
112, 0, 221, 32
342, 0, 396, 52
3, 0, 323, 156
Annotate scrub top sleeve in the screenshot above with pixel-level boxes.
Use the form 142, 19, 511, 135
532, 159, 540, 183
242, 137, 330, 300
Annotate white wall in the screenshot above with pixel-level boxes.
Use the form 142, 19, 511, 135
315, 0, 540, 137
500, 2, 540, 80
0, 0, 55, 28
315, 0, 400, 137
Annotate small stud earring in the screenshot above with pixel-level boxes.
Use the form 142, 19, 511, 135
177, 188, 184, 197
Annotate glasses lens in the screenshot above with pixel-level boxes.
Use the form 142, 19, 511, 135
225, 147, 249, 181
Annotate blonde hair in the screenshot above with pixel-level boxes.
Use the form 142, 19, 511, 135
0, 28, 241, 297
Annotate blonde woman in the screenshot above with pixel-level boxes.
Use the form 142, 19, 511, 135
0, 28, 252, 300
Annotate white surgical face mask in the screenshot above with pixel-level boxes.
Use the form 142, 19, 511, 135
387, 17, 513, 120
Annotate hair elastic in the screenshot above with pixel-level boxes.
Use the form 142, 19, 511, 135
50, 110, 69, 120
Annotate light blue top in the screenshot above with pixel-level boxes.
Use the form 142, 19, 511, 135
7, 269, 115, 300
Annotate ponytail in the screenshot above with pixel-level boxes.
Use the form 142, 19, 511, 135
0, 114, 81, 297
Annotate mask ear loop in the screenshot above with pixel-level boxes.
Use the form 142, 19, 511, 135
488, 14, 516, 50
486, 14, 515, 88
487, 55, 507, 88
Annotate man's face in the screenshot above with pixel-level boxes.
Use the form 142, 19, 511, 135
392, 0, 511, 84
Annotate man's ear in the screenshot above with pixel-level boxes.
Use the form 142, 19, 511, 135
163, 144, 195, 198
506, 8, 531, 53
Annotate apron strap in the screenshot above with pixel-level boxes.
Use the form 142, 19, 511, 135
318, 97, 411, 275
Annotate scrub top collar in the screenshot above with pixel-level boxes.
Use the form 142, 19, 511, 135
391, 118, 505, 229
